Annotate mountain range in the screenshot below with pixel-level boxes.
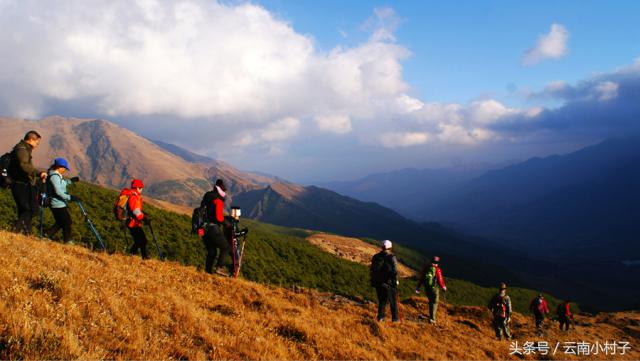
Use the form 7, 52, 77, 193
319, 137, 640, 310
2, 115, 636, 310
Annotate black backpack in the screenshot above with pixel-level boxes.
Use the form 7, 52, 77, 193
0, 152, 13, 188
191, 204, 208, 234
370, 252, 391, 287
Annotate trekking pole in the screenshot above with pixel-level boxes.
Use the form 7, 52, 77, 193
396, 285, 404, 321
75, 200, 106, 251
443, 290, 448, 327
38, 180, 46, 239
147, 222, 164, 260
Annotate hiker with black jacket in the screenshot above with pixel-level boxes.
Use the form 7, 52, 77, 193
488, 282, 512, 340
9, 131, 47, 235
200, 179, 231, 277
415, 256, 447, 324
557, 300, 573, 333
529, 293, 549, 335
370, 240, 399, 322
45, 158, 80, 244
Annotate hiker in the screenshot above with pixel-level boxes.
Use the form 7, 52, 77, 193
45, 158, 80, 243
488, 282, 512, 340
415, 256, 447, 324
557, 300, 573, 333
127, 179, 151, 259
200, 179, 231, 276
9, 131, 47, 235
370, 240, 399, 322
529, 293, 549, 335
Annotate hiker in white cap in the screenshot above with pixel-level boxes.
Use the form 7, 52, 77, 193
369, 240, 399, 322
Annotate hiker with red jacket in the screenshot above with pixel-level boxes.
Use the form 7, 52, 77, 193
488, 282, 512, 340
557, 300, 573, 333
127, 179, 150, 259
200, 179, 231, 276
370, 240, 399, 322
529, 293, 550, 335
415, 256, 447, 324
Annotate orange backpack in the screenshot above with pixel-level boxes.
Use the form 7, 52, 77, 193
113, 188, 131, 221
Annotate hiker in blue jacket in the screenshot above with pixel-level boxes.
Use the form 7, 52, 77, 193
46, 158, 80, 244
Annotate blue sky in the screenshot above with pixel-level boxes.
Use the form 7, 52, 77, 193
262, 0, 640, 104
0, 0, 639, 182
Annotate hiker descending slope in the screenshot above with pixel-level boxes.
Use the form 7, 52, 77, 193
200, 179, 231, 276
8, 131, 47, 235
488, 282, 512, 340
45, 158, 80, 244
126, 179, 151, 259
557, 300, 573, 333
415, 256, 447, 324
529, 293, 549, 336
370, 240, 399, 322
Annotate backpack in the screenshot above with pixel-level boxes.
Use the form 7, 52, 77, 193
424, 265, 437, 287
113, 188, 131, 221
191, 204, 208, 234
370, 252, 391, 287
492, 295, 507, 318
0, 152, 13, 188
557, 304, 567, 317
535, 298, 546, 314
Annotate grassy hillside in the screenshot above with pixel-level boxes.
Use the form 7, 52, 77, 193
1, 230, 638, 360
0, 182, 566, 313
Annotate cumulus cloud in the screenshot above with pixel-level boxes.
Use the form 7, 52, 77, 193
522, 23, 569, 66
380, 132, 430, 148
0, 0, 410, 149
315, 114, 352, 134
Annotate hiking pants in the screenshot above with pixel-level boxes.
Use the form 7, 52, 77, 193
493, 317, 511, 339
11, 182, 38, 235
427, 286, 440, 321
204, 224, 230, 273
375, 284, 399, 321
128, 227, 150, 259
48, 207, 73, 243
559, 316, 571, 331
534, 313, 545, 332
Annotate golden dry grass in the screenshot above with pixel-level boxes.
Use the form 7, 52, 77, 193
306, 233, 416, 278
1, 229, 638, 360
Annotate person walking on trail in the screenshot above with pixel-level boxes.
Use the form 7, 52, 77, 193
415, 256, 447, 324
9, 131, 47, 235
557, 300, 573, 333
127, 179, 151, 259
488, 282, 512, 340
529, 293, 550, 336
370, 240, 400, 323
45, 158, 80, 244
200, 179, 231, 277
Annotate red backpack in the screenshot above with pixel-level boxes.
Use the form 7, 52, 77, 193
493, 296, 507, 318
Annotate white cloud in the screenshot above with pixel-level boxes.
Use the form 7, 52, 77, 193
594, 81, 618, 101
467, 99, 519, 124
315, 114, 352, 134
0, 0, 410, 135
380, 132, 430, 148
260, 117, 300, 142
522, 23, 569, 66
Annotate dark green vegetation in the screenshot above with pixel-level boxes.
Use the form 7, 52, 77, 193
0, 182, 566, 314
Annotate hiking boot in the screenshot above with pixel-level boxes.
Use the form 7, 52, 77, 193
377, 317, 385, 322
215, 267, 230, 277
429, 319, 437, 325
